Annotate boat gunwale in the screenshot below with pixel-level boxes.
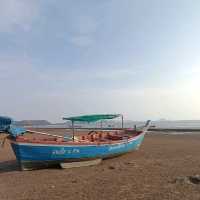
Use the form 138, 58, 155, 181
9, 132, 145, 147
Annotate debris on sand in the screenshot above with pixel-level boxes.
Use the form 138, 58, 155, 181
174, 176, 192, 185
125, 161, 134, 165
108, 166, 115, 170
174, 175, 200, 185
189, 175, 200, 185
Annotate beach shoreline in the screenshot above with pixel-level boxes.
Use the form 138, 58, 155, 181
1, 130, 200, 200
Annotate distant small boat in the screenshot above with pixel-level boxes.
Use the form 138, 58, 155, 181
0, 115, 151, 170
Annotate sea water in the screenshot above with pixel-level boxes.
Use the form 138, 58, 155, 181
28, 120, 200, 130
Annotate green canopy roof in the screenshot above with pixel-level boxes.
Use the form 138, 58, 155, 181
63, 114, 121, 123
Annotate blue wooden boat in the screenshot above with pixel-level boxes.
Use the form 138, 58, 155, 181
0, 115, 151, 170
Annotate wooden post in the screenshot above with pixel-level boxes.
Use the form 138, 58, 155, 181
61, 159, 102, 169
27, 130, 63, 138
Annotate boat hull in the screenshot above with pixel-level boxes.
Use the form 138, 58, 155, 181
10, 133, 145, 170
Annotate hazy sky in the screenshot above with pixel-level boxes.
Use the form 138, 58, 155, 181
0, 0, 200, 122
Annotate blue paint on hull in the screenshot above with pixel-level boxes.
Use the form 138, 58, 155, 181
10, 133, 145, 164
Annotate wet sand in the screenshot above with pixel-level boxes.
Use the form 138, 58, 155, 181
1, 130, 200, 200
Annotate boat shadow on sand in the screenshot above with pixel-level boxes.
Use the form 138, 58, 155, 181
0, 160, 20, 173
0, 160, 62, 172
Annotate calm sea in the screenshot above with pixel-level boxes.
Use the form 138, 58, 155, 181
28, 120, 200, 130
150, 120, 200, 129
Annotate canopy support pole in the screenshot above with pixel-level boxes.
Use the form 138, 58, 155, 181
72, 121, 75, 141
121, 115, 124, 129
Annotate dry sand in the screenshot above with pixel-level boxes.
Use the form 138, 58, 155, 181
1, 130, 200, 200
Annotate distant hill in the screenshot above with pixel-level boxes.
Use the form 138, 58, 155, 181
15, 120, 52, 126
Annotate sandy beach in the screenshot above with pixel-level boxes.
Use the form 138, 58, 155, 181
1, 130, 200, 200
